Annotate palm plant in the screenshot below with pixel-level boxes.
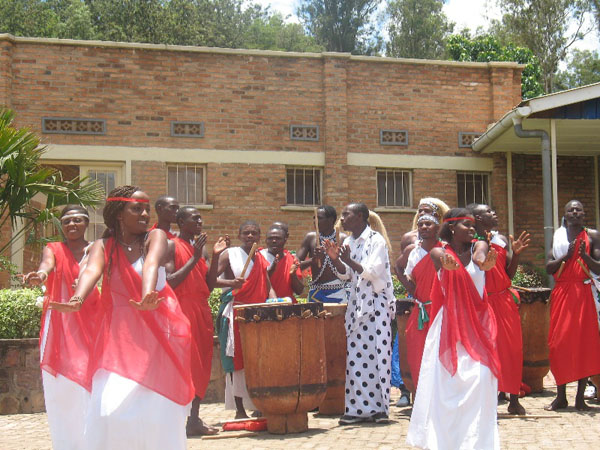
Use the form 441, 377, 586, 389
0, 108, 104, 255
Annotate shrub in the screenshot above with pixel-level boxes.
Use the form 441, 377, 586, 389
0, 288, 43, 339
512, 264, 546, 288
392, 275, 407, 298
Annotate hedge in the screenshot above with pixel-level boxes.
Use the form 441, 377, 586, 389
0, 288, 43, 339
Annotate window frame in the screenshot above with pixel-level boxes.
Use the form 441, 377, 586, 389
166, 164, 207, 206
285, 166, 323, 206
376, 168, 413, 209
456, 171, 491, 207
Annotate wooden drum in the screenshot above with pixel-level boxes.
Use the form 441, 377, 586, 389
235, 302, 327, 434
318, 303, 347, 415
395, 299, 416, 394
515, 286, 551, 393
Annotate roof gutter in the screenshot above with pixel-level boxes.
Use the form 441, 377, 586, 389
472, 106, 531, 153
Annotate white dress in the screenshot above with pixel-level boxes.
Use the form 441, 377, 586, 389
84, 258, 191, 450
406, 259, 499, 450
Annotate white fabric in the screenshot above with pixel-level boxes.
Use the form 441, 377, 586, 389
228, 246, 253, 279
490, 231, 506, 248
130, 256, 166, 291
407, 253, 499, 450
259, 248, 275, 268
405, 244, 427, 278
83, 259, 189, 450
406, 311, 499, 450
224, 369, 257, 411
552, 226, 569, 260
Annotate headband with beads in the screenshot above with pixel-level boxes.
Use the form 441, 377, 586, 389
419, 200, 440, 216
417, 214, 440, 225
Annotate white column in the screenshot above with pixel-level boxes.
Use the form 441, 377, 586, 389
10, 218, 25, 287
506, 152, 514, 237
551, 119, 559, 230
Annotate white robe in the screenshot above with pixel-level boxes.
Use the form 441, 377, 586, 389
406, 259, 499, 450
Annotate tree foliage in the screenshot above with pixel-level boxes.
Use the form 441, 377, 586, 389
491, 0, 594, 93
297, 0, 381, 54
446, 33, 544, 99
386, 0, 454, 59
555, 49, 600, 90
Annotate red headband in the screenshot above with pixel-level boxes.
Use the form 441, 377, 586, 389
443, 216, 473, 223
106, 197, 149, 203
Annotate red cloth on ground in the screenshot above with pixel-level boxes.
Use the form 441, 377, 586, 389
549, 229, 600, 385
173, 237, 214, 399
90, 238, 194, 405
232, 251, 270, 371
40, 242, 100, 391
148, 223, 176, 240
405, 242, 442, 389
431, 246, 500, 378
486, 242, 523, 395
268, 250, 302, 302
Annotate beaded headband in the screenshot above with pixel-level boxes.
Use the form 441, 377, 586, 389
106, 197, 149, 203
443, 216, 474, 223
419, 200, 440, 214
417, 214, 439, 225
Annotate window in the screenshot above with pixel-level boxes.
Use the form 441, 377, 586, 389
286, 167, 321, 205
376, 170, 411, 208
167, 164, 205, 205
80, 166, 123, 240
457, 172, 490, 207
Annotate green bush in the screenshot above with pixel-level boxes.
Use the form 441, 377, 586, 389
392, 275, 407, 298
512, 264, 546, 288
0, 288, 43, 339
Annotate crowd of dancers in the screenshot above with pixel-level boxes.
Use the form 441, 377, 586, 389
22, 184, 600, 450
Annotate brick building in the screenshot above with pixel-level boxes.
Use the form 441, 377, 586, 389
1, 34, 596, 284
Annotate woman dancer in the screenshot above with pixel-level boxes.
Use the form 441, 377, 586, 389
407, 208, 500, 450
23, 205, 100, 450
51, 186, 194, 450
395, 214, 442, 392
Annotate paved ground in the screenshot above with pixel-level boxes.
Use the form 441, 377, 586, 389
2, 379, 600, 449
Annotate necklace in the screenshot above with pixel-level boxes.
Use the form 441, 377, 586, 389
118, 236, 142, 252
319, 230, 336, 242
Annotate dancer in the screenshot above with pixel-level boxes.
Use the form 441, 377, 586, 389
297, 205, 348, 303
545, 200, 600, 411
216, 220, 276, 418
51, 186, 194, 450
325, 204, 395, 424
165, 206, 228, 435
407, 208, 500, 450
469, 203, 530, 415
395, 213, 442, 393
399, 198, 449, 253
150, 195, 179, 238
22, 205, 100, 450
260, 224, 304, 301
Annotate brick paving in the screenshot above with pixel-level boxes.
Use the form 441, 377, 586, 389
1, 380, 599, 449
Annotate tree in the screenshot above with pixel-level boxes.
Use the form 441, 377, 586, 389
386, 0, 454, 59
0, 108, 104, 255
243, 13, 324, 52
491, 0, 594, 92
555, 49, 600, 90
297, 0, 381, 54
446, 33, 544, 99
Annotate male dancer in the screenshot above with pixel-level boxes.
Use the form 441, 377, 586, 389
297, 205, 348, 303
150, 195, 179, 238
165, 207, 227, 435
260, 224, 304, 301
469, 203, 530, 415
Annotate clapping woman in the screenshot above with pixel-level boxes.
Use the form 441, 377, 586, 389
52, 186, 194, 450
23, 205, 100, 450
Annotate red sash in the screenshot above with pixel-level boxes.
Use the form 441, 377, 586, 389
432, 246, 500, 378
173, 237, 213, 398
232, 251, 270, 370
149, 223, 176, 240
268, 250, 302, 302
549, 229, 600, 384
40, 242, 100, 391
91, 238, 194, 405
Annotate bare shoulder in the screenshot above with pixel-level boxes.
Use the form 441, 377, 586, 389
400, 230, 418, 251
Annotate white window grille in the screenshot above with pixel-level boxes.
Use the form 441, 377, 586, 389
457, 172, 490, 207
167, 164, 206, 205
286, 167, 322, 205
376, 170, 412, 207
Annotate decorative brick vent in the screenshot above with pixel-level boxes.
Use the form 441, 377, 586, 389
380, 129, 408, 146
42, 118, 105, 135
290, 125, 319, 141
171, 121, 204, 138
458, 132, 482, 148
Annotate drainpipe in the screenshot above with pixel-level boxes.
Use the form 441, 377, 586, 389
512, 118, 554, 287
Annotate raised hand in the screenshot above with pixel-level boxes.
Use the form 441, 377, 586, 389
49, 297, 83, 313
441, 252, 460, 271
510, 231, 531, 256
193, 233, 208, 259
212, 235, 230, 256
129, 290, 164, 311
578, 238, 587, 258
566, 239, 577, 260
339, 244, 352, 265
323, 239, 339, 260
480, 247, 498, 271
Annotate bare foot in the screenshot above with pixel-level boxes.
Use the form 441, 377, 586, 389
186, 419, 219, 436
544, 397, 568, 411
507, 402, 526, 415
575, 397, 591, 411
497, 392, 507, 402
234, 411, 249, 420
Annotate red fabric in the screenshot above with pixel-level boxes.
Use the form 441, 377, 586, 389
232, 251, 270, 370
405, 242, 442, 389
431, 246, 500, 378
486, 243, 523, 394
173, 237, 214, 399
91, 238, 194, 405
222, 418, 267, 431
149, 223, 176, 240
268, 250, 302, 302
549, 229, 600, 385
40, 242, 100, 391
